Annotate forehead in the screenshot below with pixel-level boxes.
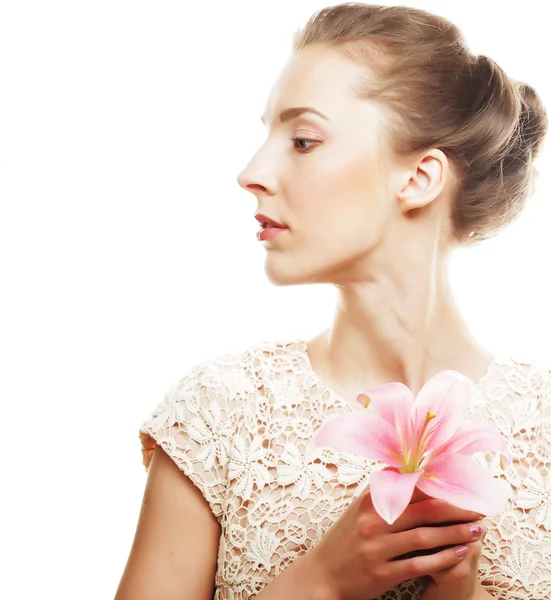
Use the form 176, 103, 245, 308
263, 45, 370, 124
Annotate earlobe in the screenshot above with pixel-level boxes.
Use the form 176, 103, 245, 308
398, 149, 448, 213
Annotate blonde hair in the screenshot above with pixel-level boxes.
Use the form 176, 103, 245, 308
293, 2, 548, 243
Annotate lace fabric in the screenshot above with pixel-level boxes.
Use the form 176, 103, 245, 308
139, 340, 551, 599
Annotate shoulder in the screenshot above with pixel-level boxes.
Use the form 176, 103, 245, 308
473, 353, 551, 421
139, 338, 304, 469
161, 338, 305, 403
138, 339, 299, 517
479, 354, 551, 395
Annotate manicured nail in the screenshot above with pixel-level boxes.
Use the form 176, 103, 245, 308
455, 546, 469, 558
470, 524, 483, 537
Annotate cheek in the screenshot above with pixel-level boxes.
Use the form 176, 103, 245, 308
287, 149, 391, 236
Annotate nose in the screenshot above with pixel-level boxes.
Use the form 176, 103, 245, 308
236, 149, 277, 197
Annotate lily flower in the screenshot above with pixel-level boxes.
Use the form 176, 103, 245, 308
312, 371, 510, 525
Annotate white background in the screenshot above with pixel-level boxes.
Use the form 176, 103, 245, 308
1, 1, 549, 598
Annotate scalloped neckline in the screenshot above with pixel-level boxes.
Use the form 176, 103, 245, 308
293, 338, 505, 408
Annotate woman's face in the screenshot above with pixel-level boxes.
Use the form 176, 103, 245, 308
237, 45, 407, 286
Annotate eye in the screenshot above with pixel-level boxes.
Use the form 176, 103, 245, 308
290, 136, 319, 152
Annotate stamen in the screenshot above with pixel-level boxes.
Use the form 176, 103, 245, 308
409, 410, 438, 471
357, 393, 371, 408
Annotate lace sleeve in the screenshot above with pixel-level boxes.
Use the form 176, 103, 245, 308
139, 361, 236, 521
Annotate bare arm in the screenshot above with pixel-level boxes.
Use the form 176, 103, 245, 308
114, 444, 221, 600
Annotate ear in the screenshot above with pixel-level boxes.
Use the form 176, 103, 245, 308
397, 149, 448, 214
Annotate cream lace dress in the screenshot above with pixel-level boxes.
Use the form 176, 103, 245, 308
139, 340, 551, 599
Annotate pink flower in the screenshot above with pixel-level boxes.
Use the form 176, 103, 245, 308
312, 371, 510, 524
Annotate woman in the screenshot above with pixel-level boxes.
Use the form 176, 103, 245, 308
115, 3, 549, 599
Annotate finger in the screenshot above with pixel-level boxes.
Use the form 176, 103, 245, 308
428, 540, 483, 580
389, 542, 474, 584
410, 488, 430, 503
390, 498, 484, 532
387, 521, 485, 560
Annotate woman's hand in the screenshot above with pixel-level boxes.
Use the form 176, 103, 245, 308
420, 522, 492, 600
305, 491, 486, 600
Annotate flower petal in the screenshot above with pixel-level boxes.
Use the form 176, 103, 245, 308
433, 421, 510, 467
312, 412, 403, 467
416, 452, 509, 516
361, 382, 415, 446
412, 371, 473, 451
370, 467, 422, 525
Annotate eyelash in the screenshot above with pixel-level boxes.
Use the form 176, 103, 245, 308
289, 136, 319, 152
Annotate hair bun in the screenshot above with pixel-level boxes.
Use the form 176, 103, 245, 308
517, 82, 548, 159
468, 55, 521, 157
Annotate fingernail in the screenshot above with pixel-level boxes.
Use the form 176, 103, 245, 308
470, 524, 483, 537
455, 546, 469, 558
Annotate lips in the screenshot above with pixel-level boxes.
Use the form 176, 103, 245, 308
255, 213, 288, 229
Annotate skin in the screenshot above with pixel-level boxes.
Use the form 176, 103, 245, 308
238, 45, 495, 599
237, 44, 494, 400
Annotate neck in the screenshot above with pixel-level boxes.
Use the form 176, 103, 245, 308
309, 245, 492, 398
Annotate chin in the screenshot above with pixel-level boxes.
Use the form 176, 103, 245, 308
264, 264, 306, 287
263, 255, 328, 287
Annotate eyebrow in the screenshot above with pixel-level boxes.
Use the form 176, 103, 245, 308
261, 106, 329, 125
